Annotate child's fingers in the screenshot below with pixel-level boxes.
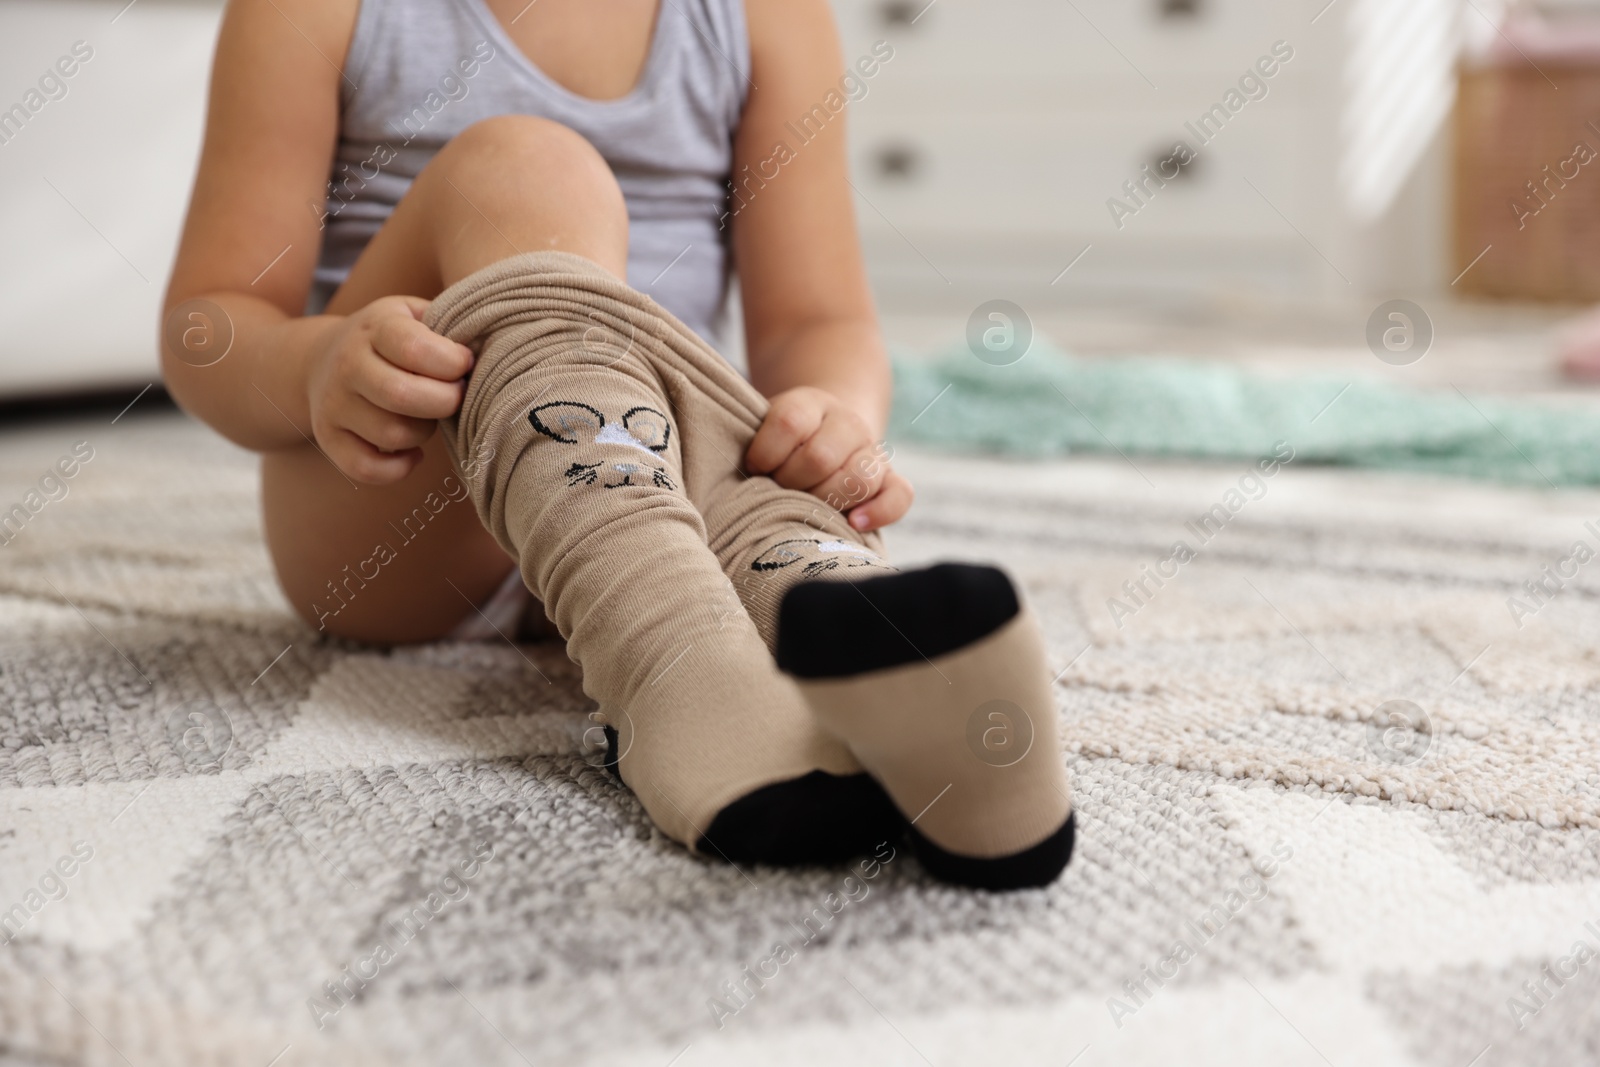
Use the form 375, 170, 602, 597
341, 394, 438, 454
810, 443, 888, 512
354, 356, 466, 419
847, 470, 914, 532
394, 294, 433, 321
746, 392, 826, 473
372, 314, 475, 382
326, 426, 425, 485
771, 408, 864, 490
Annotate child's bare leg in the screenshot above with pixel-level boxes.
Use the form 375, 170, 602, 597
263, 116, 628, 643
262, 437, 513, 643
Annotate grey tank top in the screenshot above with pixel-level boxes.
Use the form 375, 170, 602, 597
314, 0, 748, 351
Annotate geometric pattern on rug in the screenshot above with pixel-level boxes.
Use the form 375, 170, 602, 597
4, 413, 1600, 1065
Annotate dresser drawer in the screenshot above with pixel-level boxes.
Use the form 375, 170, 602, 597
832, 0, 1321, 100
846, 103, 1315, 243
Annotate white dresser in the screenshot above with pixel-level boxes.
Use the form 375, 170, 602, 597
833, 0, 1459, 308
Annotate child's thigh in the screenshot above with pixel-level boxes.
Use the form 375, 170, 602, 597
262, 432, 515, 643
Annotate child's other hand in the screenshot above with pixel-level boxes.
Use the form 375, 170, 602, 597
745, 386, 913, 532
305, 296, 475, 484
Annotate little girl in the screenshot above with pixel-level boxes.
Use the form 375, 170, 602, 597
163, 0, 1074, 888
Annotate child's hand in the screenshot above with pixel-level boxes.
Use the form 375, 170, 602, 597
305, 296, 475, 484
745, 386, 913, 532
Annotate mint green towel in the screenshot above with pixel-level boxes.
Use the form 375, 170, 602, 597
890, 344, 1597, 487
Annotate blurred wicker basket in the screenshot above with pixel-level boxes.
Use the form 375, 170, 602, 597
1455, 58, 1600, 301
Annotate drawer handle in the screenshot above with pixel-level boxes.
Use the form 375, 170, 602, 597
879, 1, 922, 28
1158, 0, 1202, 18
873, 143, 921, 181
1149, 144, 1200, 182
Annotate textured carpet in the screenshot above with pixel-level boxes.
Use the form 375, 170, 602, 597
3, 409, 1600, 1066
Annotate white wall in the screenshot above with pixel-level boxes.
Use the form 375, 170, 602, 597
0, 0, 221, 398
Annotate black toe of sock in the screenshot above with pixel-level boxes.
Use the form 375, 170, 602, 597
910, 811, 1075, 891
776, 563, 1020, 679
697, 772, 906, 868
604, 725, 904, 868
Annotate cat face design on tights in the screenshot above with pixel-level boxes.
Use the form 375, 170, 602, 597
529, 401, 676, 491
751, 537, 887, 578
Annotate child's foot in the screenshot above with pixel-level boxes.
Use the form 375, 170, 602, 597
599, 724, 903, 866
776, 563, 1075, 890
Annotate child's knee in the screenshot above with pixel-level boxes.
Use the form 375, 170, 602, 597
432, 116, 624, 220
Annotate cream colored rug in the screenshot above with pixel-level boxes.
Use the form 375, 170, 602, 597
2, 408, 1598, 1066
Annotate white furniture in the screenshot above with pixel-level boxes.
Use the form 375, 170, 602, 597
835, 0, 1460, 308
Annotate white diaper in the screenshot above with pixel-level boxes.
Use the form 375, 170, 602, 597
448, 567, 534, 641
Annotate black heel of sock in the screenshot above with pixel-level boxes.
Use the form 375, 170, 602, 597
697, 772, 906, 867
910, 812, 1075, 891
776, 563, 1020, 678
